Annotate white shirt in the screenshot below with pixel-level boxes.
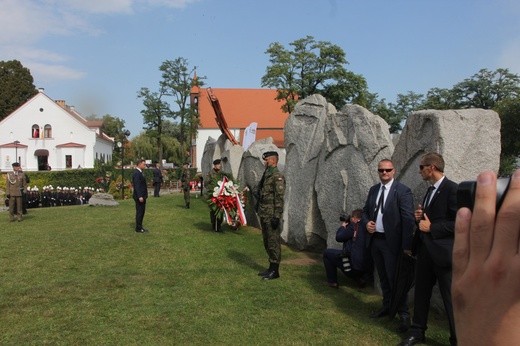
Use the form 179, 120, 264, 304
375, 179, 394, 233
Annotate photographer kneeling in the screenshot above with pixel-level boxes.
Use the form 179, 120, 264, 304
323, 209, 368, 288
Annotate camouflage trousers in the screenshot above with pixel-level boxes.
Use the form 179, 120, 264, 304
260, 219, 282, 263
183, 188, 190, 205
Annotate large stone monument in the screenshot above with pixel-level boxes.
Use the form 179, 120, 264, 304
393, 109, 501, 202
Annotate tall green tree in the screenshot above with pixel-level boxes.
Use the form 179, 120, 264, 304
137, 87, 173, 163
421, 87, 462, 110
0, 60, 38, 120
138, 58, 202, 164
159, 58, 203, 163
392, 91, 425, 122
100, 114, 126, 139
453, 68, 520, 109
261, 36, 369, 113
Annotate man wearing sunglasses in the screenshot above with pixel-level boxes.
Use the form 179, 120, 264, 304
400, 152, 458, 346
363, 159, 415, 332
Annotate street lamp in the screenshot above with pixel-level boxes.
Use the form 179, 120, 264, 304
14, 140, 20, 163
118, 130, 131, 199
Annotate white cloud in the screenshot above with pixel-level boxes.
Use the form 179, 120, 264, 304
59, 0, 134, 14
0, 0, 198, 82
145, 0, 201, 9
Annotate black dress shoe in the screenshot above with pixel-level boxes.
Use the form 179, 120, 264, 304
262, 270, 280, 280
396, 315, 411, 333
399, 335, 425, 346
370, 307, 389, 318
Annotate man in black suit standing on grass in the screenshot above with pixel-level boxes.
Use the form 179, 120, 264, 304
400, 152, 458, 346
132, 159, 149, 233
363, 159, 415, 333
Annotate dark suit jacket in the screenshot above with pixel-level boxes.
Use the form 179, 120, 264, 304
362, 180, 416, 255
152, 167, 163, 183
132, 169, 148, 200
416, 177, 458, 268
336, 220, 368, 272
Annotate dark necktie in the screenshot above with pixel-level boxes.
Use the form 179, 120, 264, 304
376, 185, 386, 216
424, 186, 435, 209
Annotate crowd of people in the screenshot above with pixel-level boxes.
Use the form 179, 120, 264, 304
8, 153, 518, 345
5, 162, 96, 221
321, 153, 520, 346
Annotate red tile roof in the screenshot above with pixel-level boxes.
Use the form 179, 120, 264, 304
196, 87, 288, 147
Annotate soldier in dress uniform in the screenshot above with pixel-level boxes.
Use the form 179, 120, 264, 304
205, 159, 230, 232
255, 151, 286, 280
42, 186, 50, 207
180, 162, 192, 209
6, 162, 27, 222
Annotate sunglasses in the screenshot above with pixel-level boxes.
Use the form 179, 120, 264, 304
378, 168, 394, 173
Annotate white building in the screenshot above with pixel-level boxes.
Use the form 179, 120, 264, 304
0, 89, 114, 172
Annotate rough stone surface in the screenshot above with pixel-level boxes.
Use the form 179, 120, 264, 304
221, 144, 245, 180
283, 95, 331, 250
88, 193, 119, 207
236, 138, 284, 229
201, 134, 241, 181
393, 109, 501, 203
391, 108, 501, 312
315, 104, 394, 249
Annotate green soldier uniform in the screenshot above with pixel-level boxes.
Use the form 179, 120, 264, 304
6, 162, 27, 222
256, 151, 285, 280
180, 163, 191, 209
206, 159, 230, 232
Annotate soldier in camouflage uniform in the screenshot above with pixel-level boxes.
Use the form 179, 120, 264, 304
180, 162, 191, 209
6, 162, 27, 222
256, 151, 286, 280
205, 159, 230, 232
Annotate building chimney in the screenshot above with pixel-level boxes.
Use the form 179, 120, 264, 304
38, 88, 45, 93
55, 100, 66, 108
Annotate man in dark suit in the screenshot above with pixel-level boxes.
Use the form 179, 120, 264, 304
132, 159, 148, 233
400, 152, 458, 346
362, 159, 415, 332
152, 162, 163, 197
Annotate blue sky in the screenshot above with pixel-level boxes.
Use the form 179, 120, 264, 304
1, 0, 519, 138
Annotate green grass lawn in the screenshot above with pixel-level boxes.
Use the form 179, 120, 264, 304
0, 194, 451, 345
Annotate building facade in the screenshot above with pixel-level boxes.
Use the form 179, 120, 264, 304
0, 89, 114, 172
190, 86, 288, 170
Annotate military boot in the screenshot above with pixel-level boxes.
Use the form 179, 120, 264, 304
262, 263, 280, 280
258, 263, 273, 276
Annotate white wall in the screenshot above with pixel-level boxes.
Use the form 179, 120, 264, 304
195, 128, 241, 171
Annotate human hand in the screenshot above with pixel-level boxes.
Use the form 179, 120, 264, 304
452, 169, 520, 346
414, 204, 423, 221
418, 213, 431, 232
270, 218, 280, 229
366, 221, 376, 233
139, 197, 144, 203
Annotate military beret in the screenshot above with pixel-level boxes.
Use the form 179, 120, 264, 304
262, 151, 279, 160
213, 159, 221, 165
12, 162, 20, 167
